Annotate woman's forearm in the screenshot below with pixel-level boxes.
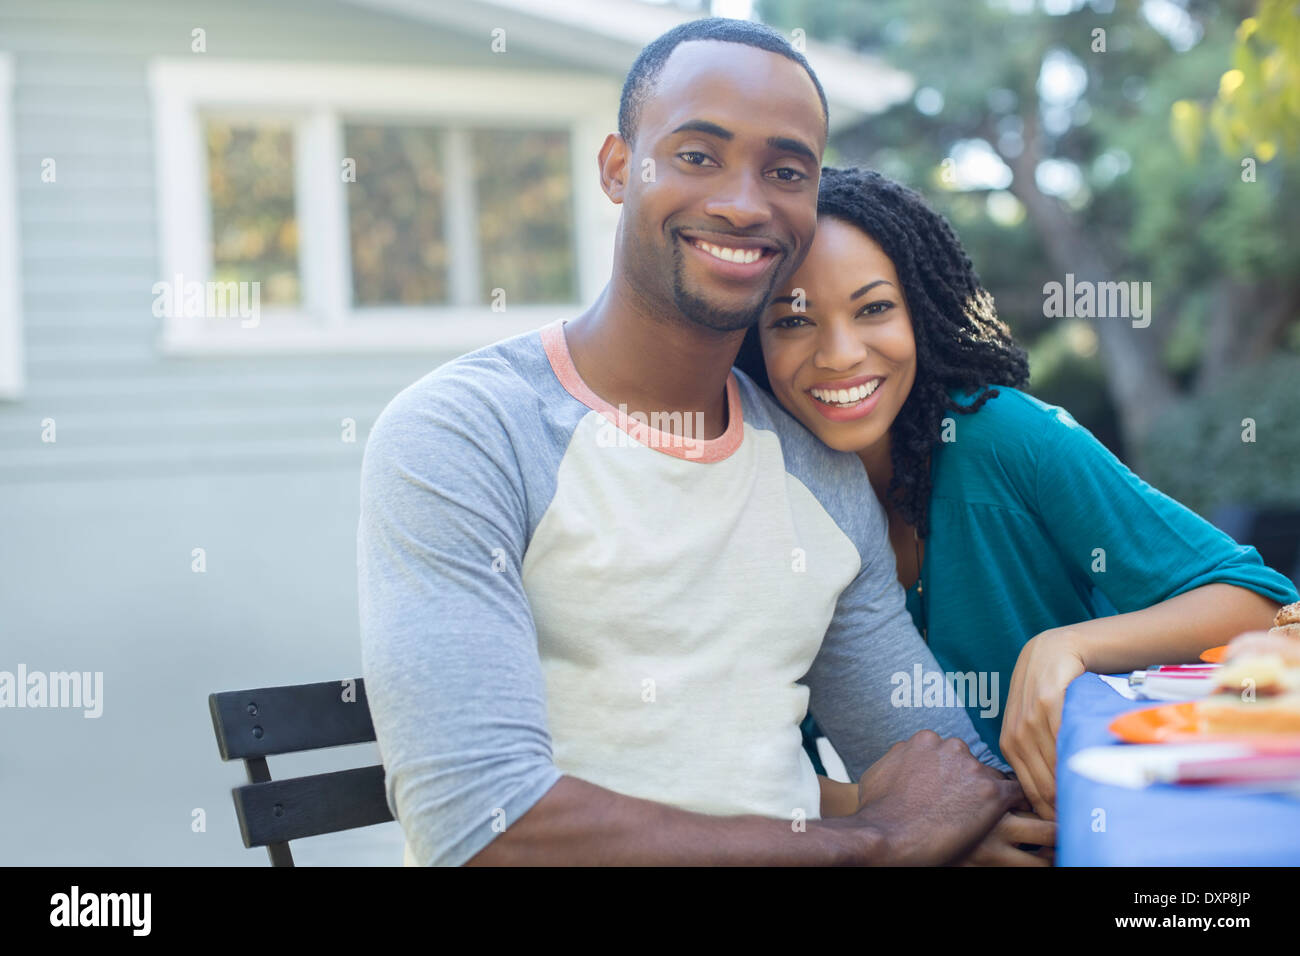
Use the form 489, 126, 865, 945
1054, 583, 1280, 674
817, 774, 860, 818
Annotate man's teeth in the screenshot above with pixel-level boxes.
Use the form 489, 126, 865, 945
691, 239, 764, 264
811, 380, 881, 406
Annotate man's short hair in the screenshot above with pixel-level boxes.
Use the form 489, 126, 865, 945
618, 17, 829, 147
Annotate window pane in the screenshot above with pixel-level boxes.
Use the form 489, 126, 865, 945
473, 129, 575, 304
345, 124, 449, 306
205, 120, 299, 306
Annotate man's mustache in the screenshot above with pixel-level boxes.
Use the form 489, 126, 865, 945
672, 226, 792, 258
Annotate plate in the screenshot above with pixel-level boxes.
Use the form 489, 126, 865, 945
1200, 645, 1228, 663
1068, 743, 1252, 788
1109, 701, 1300, 745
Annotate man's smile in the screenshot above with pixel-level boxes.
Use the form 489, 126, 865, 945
677, 230, 783, 282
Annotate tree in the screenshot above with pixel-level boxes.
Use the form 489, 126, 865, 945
757, 0, 1300, 464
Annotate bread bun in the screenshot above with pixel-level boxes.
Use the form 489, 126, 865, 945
1198, 694, 1300, 735
1215, 652, 1300, 696
1224, 631, 1300, 665
1274, 601, 1300, 628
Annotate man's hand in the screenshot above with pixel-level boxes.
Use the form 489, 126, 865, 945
1000, 629, 1086, 820
841, 730, 1025, 866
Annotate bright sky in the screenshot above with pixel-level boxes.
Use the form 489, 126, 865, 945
709, 0, 756, 19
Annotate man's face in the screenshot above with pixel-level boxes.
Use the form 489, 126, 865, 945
617, 41, 826, 334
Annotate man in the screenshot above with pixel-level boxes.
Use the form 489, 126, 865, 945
358, 18, 1051, 865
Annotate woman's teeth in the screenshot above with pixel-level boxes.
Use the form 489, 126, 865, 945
810, 379, 881, 407
691, 239, 764, 264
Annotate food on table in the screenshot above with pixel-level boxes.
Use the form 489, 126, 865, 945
1216, 639, 1300, 686
1271, 601, 1300, 640
1196, 696, 1300, 735
1199, 616, 1300, 735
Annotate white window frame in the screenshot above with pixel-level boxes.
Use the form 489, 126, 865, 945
148, 58, 620, 355
0, 53, 23, 397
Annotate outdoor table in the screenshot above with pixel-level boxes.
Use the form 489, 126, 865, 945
1056, 673, 1300, 865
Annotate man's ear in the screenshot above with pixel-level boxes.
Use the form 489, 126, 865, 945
597, 132, 630, 205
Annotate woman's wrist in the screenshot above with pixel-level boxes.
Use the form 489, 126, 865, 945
1034, 626, 1091, 671
817, 775, 860, 818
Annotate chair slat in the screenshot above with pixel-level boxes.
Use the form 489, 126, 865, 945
209, 679, 375, 759
233, 764, 393, 847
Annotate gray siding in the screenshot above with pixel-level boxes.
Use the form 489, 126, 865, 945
1, 0, 579, 484
0, 0, 595, 865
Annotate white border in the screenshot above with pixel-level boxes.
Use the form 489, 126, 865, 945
148, 58, 621, 354
0, 54, 24, 397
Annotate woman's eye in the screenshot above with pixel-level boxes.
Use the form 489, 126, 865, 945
771, 315, 810, 330
860, 300, 895, 317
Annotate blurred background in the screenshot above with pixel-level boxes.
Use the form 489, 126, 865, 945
0, 0, 1296, 865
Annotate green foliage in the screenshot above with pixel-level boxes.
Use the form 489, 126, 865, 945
757, 0, 1299, 451
1141, 353, 1300, 515
206, 121, 300, 305
1177, 0, 1300, 162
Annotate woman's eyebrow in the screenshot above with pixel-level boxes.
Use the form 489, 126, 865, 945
850, 279, 894, 300
769, 278, 894, 308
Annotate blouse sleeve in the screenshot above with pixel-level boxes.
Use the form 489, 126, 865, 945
1031, 406, 1298, 613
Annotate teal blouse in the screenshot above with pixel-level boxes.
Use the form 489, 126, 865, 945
904, 386, 1299, 760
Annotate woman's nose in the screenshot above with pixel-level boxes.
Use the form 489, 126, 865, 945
814, 320, 869, 370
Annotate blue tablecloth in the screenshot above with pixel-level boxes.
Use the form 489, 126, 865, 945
1057, 673, 1300, 865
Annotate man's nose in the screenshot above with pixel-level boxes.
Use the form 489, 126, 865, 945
701, 170, 773, 230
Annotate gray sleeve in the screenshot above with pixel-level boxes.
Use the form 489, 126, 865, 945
804, 500, 1012, 781
357, 384, 562, 866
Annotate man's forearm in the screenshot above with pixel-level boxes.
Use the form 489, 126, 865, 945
465, 775, 886, 866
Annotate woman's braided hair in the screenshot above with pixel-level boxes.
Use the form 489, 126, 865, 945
734, 165, 1030, 537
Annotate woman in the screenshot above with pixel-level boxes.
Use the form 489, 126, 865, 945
733, 166, 1299, 820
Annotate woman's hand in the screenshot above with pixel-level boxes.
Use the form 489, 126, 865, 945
816, 774, 860, 818
958, 809, 1056, 866
999, 629, 1087, 821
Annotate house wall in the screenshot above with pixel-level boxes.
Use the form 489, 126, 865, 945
0, 0, 608, 865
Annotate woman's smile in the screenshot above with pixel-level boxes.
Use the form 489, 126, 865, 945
805, 374, 888, 421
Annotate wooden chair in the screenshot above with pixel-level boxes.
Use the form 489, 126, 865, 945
208, 678, 393, 866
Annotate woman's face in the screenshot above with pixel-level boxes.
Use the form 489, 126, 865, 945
758, 216, 917, 454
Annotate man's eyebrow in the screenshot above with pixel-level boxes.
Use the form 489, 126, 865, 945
669, 122, 818, 164
670, 119, 733, 140
767, 136, 818, 164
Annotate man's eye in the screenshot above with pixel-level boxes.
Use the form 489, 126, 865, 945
772, 315, 810, 329
768, 167, 807, 182
678, 151, 717, 166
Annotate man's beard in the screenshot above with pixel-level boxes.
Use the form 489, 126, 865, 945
669, 239, 780, 334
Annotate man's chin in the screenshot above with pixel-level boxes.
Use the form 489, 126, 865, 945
672, 288, 768, 334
